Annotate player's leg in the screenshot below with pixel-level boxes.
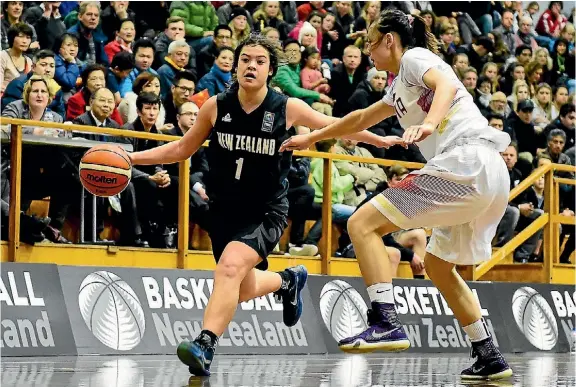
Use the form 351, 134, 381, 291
177, 242, 259, 376
424, 252, 512, 380
338, 203, 411, 352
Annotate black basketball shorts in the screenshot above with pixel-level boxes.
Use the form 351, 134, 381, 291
208, 197, 289, 271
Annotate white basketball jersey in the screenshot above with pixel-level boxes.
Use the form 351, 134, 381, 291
382, 48, 510, 160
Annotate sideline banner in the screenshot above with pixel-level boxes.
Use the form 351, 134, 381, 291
307, 276, 511, 353
492, 283, 575, 352
58, 266, 327, 355
0, 263, 76, 356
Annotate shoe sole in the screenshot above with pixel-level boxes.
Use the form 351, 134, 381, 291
177, 342, 210, 376
339, 338, 411, 353
460, 368, 513, 380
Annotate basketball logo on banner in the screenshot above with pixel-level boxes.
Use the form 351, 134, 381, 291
512, 286, 559, 350
78, 271, 146, 351
319, 280, 368, 342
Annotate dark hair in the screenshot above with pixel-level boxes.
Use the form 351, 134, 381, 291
52, 32, 79, 53
371, 10, 438, 54
117, 18, 135, 32
111, 51, 135, 71
282, 38, 300, 50
136, 92, 160, 112
33, 49, 55, 63
231, 34, 283, 87
7, 22, 33, 48
487, 112, 505, 122
477, 75, 491, 87
132, 72, 160, 94
316, 139, 336, 153
553, 38, 570, 56
132, 39, 155, 56
81, 63, 106, 87
501, 8, 515, 17
475, 36, 495, 53
307, 10, 324, 22
560, 103, 575, 117
214, 24, 232, 37
515, 44, 532, 57
548, 1, 563, 10
553, 84, 568, 96
216, 46, 234, 57
508, 141, 519, 153
174, 70, 197, 86
301, 46, 320, 66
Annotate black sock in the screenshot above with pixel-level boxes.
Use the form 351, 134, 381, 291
414, 275, 425, 279
198, 329, 218, 347
277, 270, 291, 292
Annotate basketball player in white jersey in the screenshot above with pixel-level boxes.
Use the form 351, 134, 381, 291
281, 10, 513, 381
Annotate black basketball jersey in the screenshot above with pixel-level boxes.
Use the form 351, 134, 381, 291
205, 87, 295, 213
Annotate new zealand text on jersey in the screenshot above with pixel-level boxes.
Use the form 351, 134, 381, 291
216, 132, 276, 156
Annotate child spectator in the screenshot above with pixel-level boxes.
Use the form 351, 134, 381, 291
300, 47, 331, 115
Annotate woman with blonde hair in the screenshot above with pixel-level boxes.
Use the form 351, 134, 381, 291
252, 1, 289, 40
532, 83, 553, 127
524, 61, 544, 97
353, 1, 381, 48
228, 7, 251, 49
507, 80, 530, 111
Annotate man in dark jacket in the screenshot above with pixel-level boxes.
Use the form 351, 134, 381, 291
505, 100, 545, 164
22, 2, 66, 51
67, 2, 109, 66
72, 88, 147, 247
544, 103, 575, 150
196, 25, 232, 78
456, 36, 494, 73
329, 45, 366, 117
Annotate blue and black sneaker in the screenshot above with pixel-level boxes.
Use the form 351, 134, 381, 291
461, 337, 513, 380
275, 265, 308, 327
177, 336, 215, 376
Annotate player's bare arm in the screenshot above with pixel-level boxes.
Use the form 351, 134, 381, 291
283, 98, 400, 151
129, 97, 217, 166
402, 68, 458, 144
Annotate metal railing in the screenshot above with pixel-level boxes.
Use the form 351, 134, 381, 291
1, 117, 573, 281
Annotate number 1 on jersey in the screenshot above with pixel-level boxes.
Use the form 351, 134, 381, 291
235, 158, 244, 180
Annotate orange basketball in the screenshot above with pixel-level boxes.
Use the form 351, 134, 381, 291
79, 144, 132, 197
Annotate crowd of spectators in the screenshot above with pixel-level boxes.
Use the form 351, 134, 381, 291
0, 1, 574, 271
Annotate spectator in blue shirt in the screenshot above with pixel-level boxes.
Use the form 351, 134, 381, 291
106, 51, 135, 104
118, 38, 157, 97
196, 46, 233, 97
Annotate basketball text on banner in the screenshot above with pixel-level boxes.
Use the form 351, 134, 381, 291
0, 263, 77, 356
58, 266, 327, 355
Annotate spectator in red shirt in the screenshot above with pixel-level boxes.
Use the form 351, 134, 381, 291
536, 1, 568, 47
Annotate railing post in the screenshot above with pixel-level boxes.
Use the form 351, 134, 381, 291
542, 169, 554, 283
177, 158, 190, 269
8, 124, 22, 262
320, 158, 333, 275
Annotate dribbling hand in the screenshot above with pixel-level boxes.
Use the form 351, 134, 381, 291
402, 123, 435, 144
280, 134, 315, 152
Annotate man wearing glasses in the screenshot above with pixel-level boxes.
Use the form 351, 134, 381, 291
197, 25, 233, 79
164, 70, 197, 126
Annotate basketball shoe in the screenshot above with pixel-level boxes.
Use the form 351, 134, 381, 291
338, 302, 411, 353
177, 333, 215, 376
461, 337, 513, 380
274, 265, 308, 327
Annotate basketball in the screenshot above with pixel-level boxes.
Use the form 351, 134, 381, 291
79, 144, 132, 197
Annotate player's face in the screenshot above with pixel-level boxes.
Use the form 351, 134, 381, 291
501, 146, 517, 170
237, 45, 273, 90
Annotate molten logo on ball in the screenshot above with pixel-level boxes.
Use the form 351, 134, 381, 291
86, 173, 118, 184
319, 280, 368, 342
512, 286, 558, 350
78, 271, 146, 351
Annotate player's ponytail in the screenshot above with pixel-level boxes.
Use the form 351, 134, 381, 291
370, 9, 438, 54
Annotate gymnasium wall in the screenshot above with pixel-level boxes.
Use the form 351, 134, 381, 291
1, 263, 574, 357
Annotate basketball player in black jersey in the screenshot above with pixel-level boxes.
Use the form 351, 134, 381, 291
128, 35, 400, 377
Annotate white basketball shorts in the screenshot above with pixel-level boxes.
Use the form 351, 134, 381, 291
370, 140, 510, 265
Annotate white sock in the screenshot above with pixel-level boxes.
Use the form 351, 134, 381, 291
463, 319, 490, 342
367, 283, 394, 304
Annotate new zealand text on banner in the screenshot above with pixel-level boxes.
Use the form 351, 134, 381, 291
0, 263, 76, 356
58, 266, 327, 355
307, 276, 510, 353
495, 283, 575, 352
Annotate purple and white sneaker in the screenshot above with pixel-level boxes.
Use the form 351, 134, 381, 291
461, 337, 513, 380
338, 302, 411, 353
